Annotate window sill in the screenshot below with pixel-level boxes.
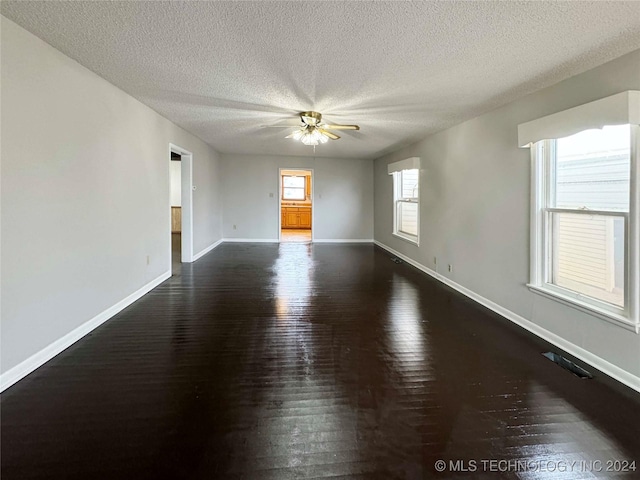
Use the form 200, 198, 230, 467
392, 232, 419, 247
527, 284, 639, 333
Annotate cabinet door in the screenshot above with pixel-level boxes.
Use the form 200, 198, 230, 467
285, 210, 299, 228
299, 209, 311, 228
171, 207, 182, 233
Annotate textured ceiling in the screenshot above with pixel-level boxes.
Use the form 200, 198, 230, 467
3, 1, 640, 159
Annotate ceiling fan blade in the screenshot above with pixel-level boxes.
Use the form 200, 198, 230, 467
322, 124, 360, 130
284, 131, 301, 139
260, 124, 303, 128
319, 129, 340, 140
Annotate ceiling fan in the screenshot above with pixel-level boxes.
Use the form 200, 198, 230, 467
263, 111, 359, 146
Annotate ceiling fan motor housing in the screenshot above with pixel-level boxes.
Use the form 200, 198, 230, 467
300, 111, 322, 126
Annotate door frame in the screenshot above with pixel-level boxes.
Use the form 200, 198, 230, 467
278, 167, 314, 243
169, 143, 194, 267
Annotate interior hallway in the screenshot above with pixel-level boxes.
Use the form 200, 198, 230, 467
1, 243, 639, 479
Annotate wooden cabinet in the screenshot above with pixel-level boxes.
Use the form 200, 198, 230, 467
171, 207, 181, 233
285, 210, 300, 227
298, 208, 311, 228
281, 207, 311, 229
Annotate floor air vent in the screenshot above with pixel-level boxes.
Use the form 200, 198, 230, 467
543, 352, 593, 379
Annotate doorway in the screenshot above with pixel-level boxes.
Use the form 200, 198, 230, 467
170, 152, 182, 275
169, 143, 193, 274
279, 168, 313, 243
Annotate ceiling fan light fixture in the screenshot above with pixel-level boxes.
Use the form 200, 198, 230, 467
301, 132, 318, 146
279, 111, 359, 146
295, 127, 327, 146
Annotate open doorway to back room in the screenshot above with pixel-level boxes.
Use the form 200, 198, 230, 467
169, 143, 194, 273
279, 169, 313, 243
170, 152, 182, 275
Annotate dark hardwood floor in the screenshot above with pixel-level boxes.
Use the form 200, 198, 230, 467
2, 243, 639, 479
172, 232, 182, 277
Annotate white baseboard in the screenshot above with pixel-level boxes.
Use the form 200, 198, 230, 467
192, 238, 223, 261
0, 271, 171, 393
374, 240, 640, 393
223, 238, 280, 243
222, 238, 374, 244
313, 239, 374, 243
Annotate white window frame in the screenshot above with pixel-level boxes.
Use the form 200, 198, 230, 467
392, 169, 420, 245
282, 175, 306, 200
528, 126, 639, 332
387, 157, 422, 246
520, 91, 639, 331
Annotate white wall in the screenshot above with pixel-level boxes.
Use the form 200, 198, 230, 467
374, 50, 640, 387
0, 17, 223, 378
170, 161, 182, 207
221, 154, 373, 241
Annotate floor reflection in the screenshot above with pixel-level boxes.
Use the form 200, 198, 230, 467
234, 243, 358, 477
274, 243, 314, 321
387, 274, 428, 367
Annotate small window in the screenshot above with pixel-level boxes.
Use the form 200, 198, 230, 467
282, 176, 305, 200
393, 168, 419, 244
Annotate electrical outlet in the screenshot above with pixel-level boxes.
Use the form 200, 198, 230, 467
233, 224, 237, 230
269, 193, 274, 198
448, 264, 453, 273
146, 255, 150, 265
433, 257, 437, 265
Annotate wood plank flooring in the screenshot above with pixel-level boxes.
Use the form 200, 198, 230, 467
2, 243, 639, 479
172, 232, 182, 276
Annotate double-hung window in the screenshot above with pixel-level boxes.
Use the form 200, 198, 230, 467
282, 175, 306, 200
388, 157, 420, 245
520, 91, 639, 331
